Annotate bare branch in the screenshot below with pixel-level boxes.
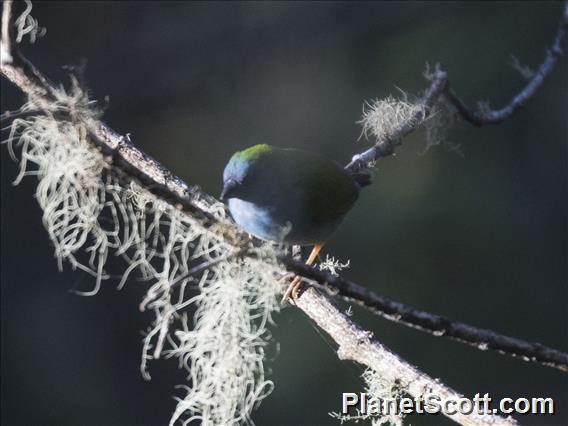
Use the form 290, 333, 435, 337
443, 2, 568, 126
281, 257, 568, 373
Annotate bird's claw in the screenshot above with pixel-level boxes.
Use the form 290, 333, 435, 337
281, 275, 302, 305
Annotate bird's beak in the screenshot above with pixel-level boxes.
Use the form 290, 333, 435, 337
220, 179, 239, 201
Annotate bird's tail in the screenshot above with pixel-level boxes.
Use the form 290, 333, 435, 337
350, 171, 372, 188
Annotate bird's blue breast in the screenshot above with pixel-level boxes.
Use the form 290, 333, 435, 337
228, 198, 292, 242
228, 197, 341, 245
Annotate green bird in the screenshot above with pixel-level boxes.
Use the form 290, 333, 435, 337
221, 144, 369, 301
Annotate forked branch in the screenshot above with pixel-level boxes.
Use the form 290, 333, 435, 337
444, 3, 568, 126
345, 2, 568, 170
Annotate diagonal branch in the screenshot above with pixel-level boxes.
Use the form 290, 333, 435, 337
1, 0, 566, 388
296, 288, 517, 426
345, 68, 449, 173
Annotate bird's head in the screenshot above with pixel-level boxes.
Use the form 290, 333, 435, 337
221, 144, 273, 201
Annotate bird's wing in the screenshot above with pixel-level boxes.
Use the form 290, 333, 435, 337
278, 150, 359, 225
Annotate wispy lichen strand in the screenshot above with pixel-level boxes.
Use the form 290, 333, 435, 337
166, 255, 281, 426
4, 84, 281, 425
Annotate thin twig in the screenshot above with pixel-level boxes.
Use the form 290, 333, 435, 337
0, 0, 11, 64
345, 68, 448, 173
0, 105, 38, 121
442, 3, 568, 126
168, 248, 248, 291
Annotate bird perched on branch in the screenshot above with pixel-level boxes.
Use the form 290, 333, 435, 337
221, 144, 369, 302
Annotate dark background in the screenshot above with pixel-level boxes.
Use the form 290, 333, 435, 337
1, 1, 566, 425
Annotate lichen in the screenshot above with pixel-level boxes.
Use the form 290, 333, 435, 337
4, 80, 282, 426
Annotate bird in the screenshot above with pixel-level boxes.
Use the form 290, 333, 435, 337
221, 144, 369, 302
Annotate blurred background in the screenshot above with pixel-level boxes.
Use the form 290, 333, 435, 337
1, 1, 566, 425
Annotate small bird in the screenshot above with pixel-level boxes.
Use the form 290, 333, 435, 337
221, 144, 368, 301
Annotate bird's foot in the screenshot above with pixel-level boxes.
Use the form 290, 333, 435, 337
280, 242, 324, 305
281, 275, 302, 305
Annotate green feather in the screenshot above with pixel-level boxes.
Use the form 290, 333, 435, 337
235, 144, 273, 162
302, 155, 359, 225
262, 146, 359, 226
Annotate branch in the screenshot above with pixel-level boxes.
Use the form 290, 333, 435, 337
296, 288, 517, 426
345, 2, 568, 170
281, 257, 568, 373
444, 3, 568, 126
1, 2, 221, 231
1, 0, 567, 376
0, 0, 11, 64
345, 68, 448, 173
